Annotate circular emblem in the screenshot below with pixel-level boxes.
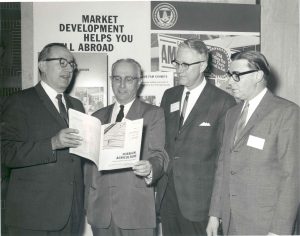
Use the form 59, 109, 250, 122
152, 3, 178, 29
208, 46, 231, 78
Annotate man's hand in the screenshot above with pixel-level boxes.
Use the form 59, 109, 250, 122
206, 216, 220, 236
132, 160, 152, 177
51, 128, 83, 150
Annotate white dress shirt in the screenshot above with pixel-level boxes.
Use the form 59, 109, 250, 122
41, 81, 67, 112
111, 99, 135, 122
180, 79, 207, 124
244, 87, 267, 125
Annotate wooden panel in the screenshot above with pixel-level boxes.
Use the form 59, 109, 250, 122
261, 0, 300, 105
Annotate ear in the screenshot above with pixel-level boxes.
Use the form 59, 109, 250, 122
38, 61, 47, 73
255, 70, 264, 83
199, 61, 208, 73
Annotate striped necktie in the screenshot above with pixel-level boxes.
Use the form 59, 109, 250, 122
234, 101, 249, 144
179, 91, 190, 130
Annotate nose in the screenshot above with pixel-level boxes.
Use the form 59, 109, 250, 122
177, 65, 185, 74
120, 78, 126, 88
228, 76, 235, 85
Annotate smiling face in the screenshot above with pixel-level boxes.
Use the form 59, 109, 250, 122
175, 46, 207, 90
229, 59, 261, 101
38, 46, 74, 93
111, 61, 141, 105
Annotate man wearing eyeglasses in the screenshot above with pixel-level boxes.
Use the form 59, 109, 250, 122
207, 50, 300, 235
1, 43, 85, 235
156, 39, 236, 236
84, 58, 168, 236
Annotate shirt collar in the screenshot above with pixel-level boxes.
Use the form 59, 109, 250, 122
248, 87, 268, 108
183, 78, 206, 96
114, 98, 135, 116
41, 81, 61, 100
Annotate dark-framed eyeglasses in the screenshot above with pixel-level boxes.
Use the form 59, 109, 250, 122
171, 59, 205, 71
110, 75, 139, 84
227, 70, 258, 82
43, 58, 77, 70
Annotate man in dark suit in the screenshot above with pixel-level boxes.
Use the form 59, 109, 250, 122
1, 43, 85, 235
84, 58, 168, 236
207, 51, 300, 235
156, 39, 236, 236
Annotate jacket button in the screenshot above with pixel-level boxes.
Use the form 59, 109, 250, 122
230, 171, 236, 175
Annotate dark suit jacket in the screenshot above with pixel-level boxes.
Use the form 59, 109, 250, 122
156, 82, 236, 222
1, 83, 85, 231
84, 99, 168, 229
209, 91, 300, 235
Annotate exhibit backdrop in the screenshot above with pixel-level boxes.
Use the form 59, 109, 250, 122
32, 1, 260, 110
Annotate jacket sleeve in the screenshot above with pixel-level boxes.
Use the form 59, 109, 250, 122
146, 107, 169, 184
269, 105, 300, 234
1, 96, 57, 168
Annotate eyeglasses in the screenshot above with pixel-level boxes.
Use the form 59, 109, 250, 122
43, 58, 77, 70
111, 76, 139, 84
227, 70, 258, 82
171, 59, 205, 71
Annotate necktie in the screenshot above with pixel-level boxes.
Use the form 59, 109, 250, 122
234, 101, 249, 144
56, 94, 68, 124
179, 91, 190, 130
116, 105, 124, 122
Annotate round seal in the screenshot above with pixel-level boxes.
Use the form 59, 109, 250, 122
152, 3, 178, 29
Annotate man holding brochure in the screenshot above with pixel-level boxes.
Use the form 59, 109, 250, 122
84, 58, 168, 236
1, 43, 85, 235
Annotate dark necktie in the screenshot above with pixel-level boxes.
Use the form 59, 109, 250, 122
56, 94, 68, 124
179, 91, 190, 130
115, 105, 124, 122
234, 101, 249, 144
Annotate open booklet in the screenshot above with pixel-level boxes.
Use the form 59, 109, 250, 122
68, 108, 143, 171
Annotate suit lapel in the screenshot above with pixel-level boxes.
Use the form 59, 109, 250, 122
105, 105, 114, 123
179, 83, 212, 133
126, 99, 141, 120
234, 91, 274, 147
35, 83, 67, 128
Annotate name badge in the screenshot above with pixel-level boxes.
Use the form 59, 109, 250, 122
170, 101, 180, 113
247, 135, 265, 150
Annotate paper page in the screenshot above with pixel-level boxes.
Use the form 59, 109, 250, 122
69, 108, 101, 167
99, 118, 143, 171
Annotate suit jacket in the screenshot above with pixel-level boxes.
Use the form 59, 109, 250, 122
1, 83, 85, 231
209, 91, 300, 235
84, 99, 168, 229
156, 82, 236, 222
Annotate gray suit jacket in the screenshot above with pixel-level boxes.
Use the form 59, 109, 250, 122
84, 99, 168, 229
209, 91, 300, 235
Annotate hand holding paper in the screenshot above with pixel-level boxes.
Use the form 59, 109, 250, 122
132, 160, 152, 177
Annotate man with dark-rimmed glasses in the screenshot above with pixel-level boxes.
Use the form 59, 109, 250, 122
156, 38, 235, 236
207, 50, 300, 235
1, 42, 85, 235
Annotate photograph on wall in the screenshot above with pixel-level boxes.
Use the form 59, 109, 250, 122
69, 52, 107, 114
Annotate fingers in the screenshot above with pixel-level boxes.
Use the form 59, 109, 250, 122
206, 217, 219, 236
51, 128, 83, 150
132, 160, 152, 177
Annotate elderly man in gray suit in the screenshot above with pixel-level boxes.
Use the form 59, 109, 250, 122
207, 51, 300, 235
84, 58, 168, 236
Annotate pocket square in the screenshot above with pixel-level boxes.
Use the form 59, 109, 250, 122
199, 122, 211, 126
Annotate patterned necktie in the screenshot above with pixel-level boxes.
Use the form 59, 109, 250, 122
234, 101, 249, 144
116, 105, 124, 122
179, 91, 190, 130
56, 94, 68, 124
